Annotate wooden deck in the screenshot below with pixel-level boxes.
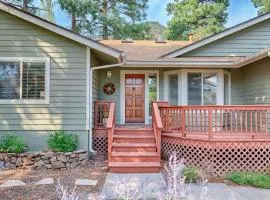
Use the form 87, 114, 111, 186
93, 101, 270, 174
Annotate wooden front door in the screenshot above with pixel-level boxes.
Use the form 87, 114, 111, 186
125, 74, 145, 123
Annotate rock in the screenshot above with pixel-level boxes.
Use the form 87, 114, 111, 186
6, 163, 16, 169
80, 159, 87, 166
70, 162, 79, 168
34, 160, 45, 167
75, 179, 98, 186
0, 180, 26, 188
51, 161, 65, 169
45, 164, 52, 169
70, 158, 79, 162
0, 154, 4, 160
31, 152, 40, 158
64, 152, 72, 156
10, 157, 17, 164
66, 162, 70, 168
50, 157, 57, 162
35, 178, 54, 185
4, 156, 10, 162
79, 153, 88, 161
70, 154, 77, 158
16, 157, 22, 167
43, 159, 50, 164
45, 151, 54, 158
18, 153, 27, 157
57, 155, 67, 162
73, 150, 87, 154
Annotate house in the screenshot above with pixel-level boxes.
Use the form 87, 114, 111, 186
0, 1, 270, 175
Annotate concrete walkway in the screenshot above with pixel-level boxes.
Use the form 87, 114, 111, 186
102, 173, 270, 200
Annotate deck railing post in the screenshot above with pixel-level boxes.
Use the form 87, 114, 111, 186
181, 107, 186, 137
208, 108, 213, 140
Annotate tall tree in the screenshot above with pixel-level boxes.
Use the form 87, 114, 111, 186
40, 0, 55, 22
58, 0, 149, 39
3, 0, 37, 13
166, 0, 229, 41
58, 0, 96, 32
252, 0, 270, 14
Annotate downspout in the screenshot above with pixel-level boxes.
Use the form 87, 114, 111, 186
87, 50, 125, 156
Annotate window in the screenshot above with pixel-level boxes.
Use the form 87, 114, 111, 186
0, 62, 20, 99
188, 73, 217, 105
0, 58, 49, 104
169, 74, 178, 105
148, 73, 157, 116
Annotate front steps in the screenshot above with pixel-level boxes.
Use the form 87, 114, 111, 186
108, 127, 161, 173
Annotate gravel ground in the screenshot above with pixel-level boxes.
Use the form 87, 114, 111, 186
0, 159, 107, 200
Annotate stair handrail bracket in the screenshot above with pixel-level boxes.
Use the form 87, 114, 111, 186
152, 102, 163, 161
107, 102, 116, 163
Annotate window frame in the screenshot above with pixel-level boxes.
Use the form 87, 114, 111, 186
164, 69, 231, 106
0, 57, 50, 104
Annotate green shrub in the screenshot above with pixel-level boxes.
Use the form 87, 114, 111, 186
227, 172, 270, 189
183, 166, 199, 183
48, 131, 78, 152
0, 135, 27, 153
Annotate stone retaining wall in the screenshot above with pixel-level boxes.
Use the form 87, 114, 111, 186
0, 150, 88, 170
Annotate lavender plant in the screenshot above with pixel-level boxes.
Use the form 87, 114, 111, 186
56, 179, 79, 200
158, 152, 193, 200
0, 161, 5, 170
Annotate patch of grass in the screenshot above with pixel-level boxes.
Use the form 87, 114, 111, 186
183, 166, 199, 183
227, 171, 270, 189
0, 135, 27, 153
48, 131, 78, 152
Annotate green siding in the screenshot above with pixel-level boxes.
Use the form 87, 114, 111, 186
0, 10, 88, 150
183, 19, 270, 57
230, 69, 244, 105
242, 58, 270, 104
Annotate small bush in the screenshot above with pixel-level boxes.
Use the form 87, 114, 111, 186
227, 171, 270, 189
183, 166, 199, 183
0, 135, 27, 153
48, 131, 78, 152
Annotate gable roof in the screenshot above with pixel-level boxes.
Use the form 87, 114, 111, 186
100, 40, 191, 61
162, 12, 270, 58
0, 1, 123, 61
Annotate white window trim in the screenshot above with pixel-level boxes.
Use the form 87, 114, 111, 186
120, 70, 159, 124
223, 70, 231, 105
0, 57, 50, 104
164, 69, 231, 106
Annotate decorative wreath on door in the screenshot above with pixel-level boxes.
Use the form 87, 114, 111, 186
103, 83, 115, 95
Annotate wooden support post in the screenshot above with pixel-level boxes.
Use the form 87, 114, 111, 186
208, 108, 213, 140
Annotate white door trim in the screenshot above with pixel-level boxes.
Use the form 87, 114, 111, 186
120, 70, 159, 124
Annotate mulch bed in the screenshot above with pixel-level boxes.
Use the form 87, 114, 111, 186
0, 157, 108, 200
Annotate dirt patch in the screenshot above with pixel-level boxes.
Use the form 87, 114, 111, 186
0, 160, 107, 200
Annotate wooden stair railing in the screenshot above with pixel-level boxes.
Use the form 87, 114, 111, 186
152, 102, 163, 162
107, 102, 116, 162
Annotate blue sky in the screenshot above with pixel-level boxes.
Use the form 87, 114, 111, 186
147, 0, 258, 27
55, 0, 259, 29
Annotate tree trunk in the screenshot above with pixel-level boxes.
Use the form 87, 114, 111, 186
71, 13, 76, 32
22, 0, 28, 11
102, 0, 109, 40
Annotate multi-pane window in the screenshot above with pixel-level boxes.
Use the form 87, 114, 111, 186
188, 73, 217, 105
169, 74, 178, 105
0, 59, 49, 103
0, 62, 20, 99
